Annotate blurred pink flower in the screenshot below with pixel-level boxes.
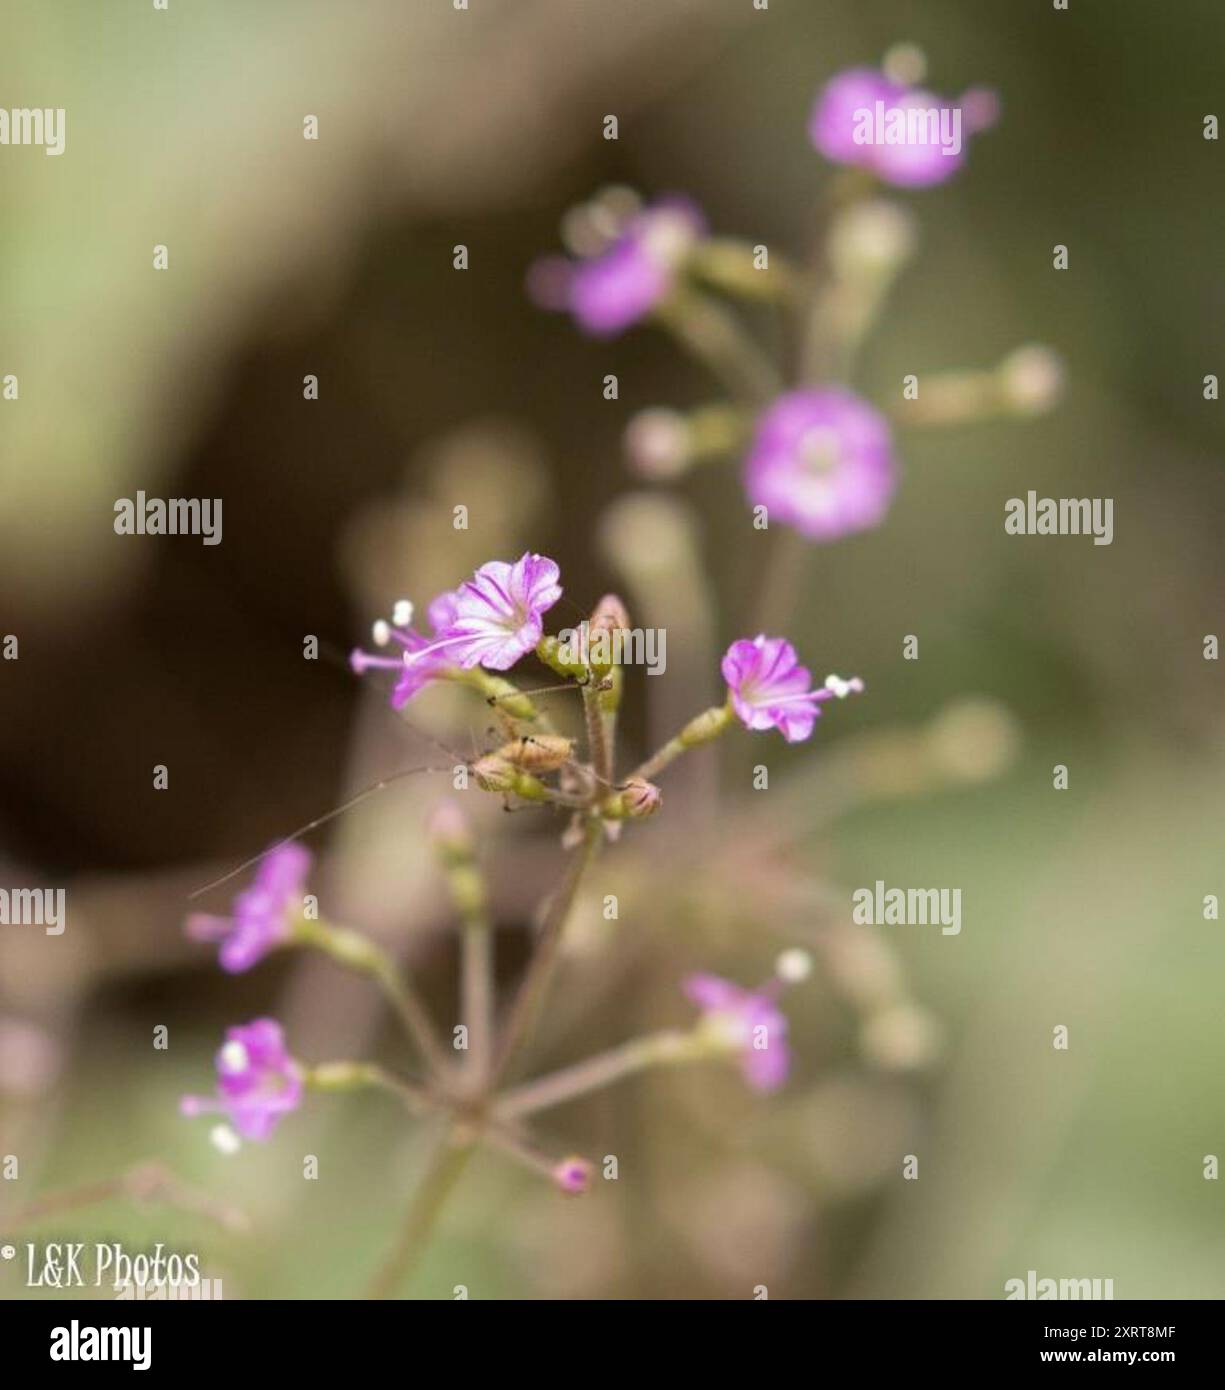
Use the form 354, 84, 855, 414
181, 1019, 303, 1141
553, 1157, 593, 1194
186, 843, 310, 973
530, 197, 705, 337
684, 974, 790, 1093
809, 66, 998, 188
743, 388, 896, 543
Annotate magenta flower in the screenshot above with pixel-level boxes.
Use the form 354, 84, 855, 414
722, 635, 863, 743
349, 591, 460, 709
350, 553, 561, 701
441, 552, 562, 670
180, 1019, 304, 1141
809, 66, 998, 188
553, 1157, 593, 1195
530, 198, 705, 337
684, 974, 790, 1093
743, 388, 896, 543
185, 843, 310, 973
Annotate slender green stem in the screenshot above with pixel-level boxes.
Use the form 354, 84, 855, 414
629, 702, 735, 783
488, 818, 602, 1087
295, 919, 450, 1079
481, 1121, 576, 1184
367, 1125, 475, 1299
654, 286, 781, 407
582, 678, 613, 790
461, 919, 493, 1087
429, 811, 495, 1087
305, 1061, 436, 1117
495, 1029, 699, 1119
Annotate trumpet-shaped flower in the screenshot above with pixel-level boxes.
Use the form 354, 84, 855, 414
722, 635, 863, 743
441, 552, 563, 670
185, 843, 310, 973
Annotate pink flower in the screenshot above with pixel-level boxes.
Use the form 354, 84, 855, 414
180, 1019, 303, 1141
809, 66, 998, 188
722, 635, 863, 743
185, 844, 310, 973
530, 198, 705, 337
552, 1157, 593, 1195
440, 552, 562, 670
743, 388, 896, 543
349, 591, 460, 709
350, 553, 562, 704
684, 974, 790, 1093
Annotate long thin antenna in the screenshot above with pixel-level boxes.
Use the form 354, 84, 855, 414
187, 764, 453, 900
485, 680, 586, 707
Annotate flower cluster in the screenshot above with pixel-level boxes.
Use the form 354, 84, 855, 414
530, 52, 1057, 549
183, 549, 862, 1171
174, 43, 1027, 1297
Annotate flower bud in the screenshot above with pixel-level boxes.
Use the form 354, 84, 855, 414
602, 777, 662, 820
998, 344, 1064, 416
860, 1002, 942, 1071
428, 801, 474, 857
589, 593, 631, 638
775, 948, 813, 983
625, 408, 692, 480
553, 1156, 593, 1195
827, 199, 917, 283
882, 42, 927, 85
621, 778, 662, 818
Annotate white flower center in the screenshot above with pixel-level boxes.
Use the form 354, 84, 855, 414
219, 1041, 250, 1074
798, 425, 842, 476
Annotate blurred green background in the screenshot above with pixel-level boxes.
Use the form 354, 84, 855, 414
1, 0, 1223, 1299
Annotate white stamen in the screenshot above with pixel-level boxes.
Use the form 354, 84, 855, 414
824, 674, 863, 699
210, 1123, 241, 1156
775, 948, 813, 983
372, 619, 392, 647
392, 599, 414, 628
219, 1041, 249, 1074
